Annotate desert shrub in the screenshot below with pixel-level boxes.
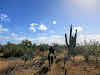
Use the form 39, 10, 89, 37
2, 40, 34, 58
38, 44, 49, 51
1, 39, 100, 60
74, 41, 100, 57
0, 44, 3, 52
1, 40, 48, 58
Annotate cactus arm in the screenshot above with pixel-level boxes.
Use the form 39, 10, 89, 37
73, 29, 77, 47
65, 33, 69, 48
69, 24, 72, 46
75, 29, 77, 41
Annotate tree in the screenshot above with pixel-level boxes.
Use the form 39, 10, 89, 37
21, 40, 33, 63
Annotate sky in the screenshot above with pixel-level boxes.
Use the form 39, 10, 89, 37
0, 0, 100, 45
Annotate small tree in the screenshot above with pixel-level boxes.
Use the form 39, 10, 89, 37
21, 40, 33, 64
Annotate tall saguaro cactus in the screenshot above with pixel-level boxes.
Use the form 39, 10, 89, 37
64, 25, 77, 75
65, 24, 77, 58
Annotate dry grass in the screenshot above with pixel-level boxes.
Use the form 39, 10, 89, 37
0, 51, 100, 75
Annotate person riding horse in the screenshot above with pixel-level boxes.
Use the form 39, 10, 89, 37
48, 46, 56, 67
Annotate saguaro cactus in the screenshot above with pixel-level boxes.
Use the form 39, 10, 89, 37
65, 24, 77, 57
64, 25, 77, 75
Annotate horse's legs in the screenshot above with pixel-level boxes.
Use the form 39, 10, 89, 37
51, 56, 54, 64
48, 56, 51, 68
48, 54, 55, 69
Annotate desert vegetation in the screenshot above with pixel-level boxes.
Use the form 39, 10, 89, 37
0, 26, 100, 75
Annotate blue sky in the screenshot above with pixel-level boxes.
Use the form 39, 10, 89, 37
0, 0, 100, 44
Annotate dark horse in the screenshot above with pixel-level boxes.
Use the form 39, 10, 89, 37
48, 46, 56, 68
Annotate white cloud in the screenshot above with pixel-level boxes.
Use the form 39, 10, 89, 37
2, 28, 8, 32
38, 24, 48, 31
73, 26, 83, 32
10, 35, 64, 45
31, 35, 65, 45
29, 26, 36, 32
14, 34, 100, 45
30, 23, 34, 26
0, 25, 8, 32
29, 23, 39, 32
0, 36, 9, 39
13, 36, 34, 42
1, 33, 100, 45
29, 23, 48, 32
32, 34, 100, 45
30, 23, 38, 26
14, 37, 26, 41
10, 32, 33, 41
52, 20, 56, 24
11, 32, 17, 37
0, 13, 10, 33
0, 13, 10, 22
78, 34, 100, 44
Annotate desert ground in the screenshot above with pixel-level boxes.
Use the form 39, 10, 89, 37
0, 51, 100, 75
